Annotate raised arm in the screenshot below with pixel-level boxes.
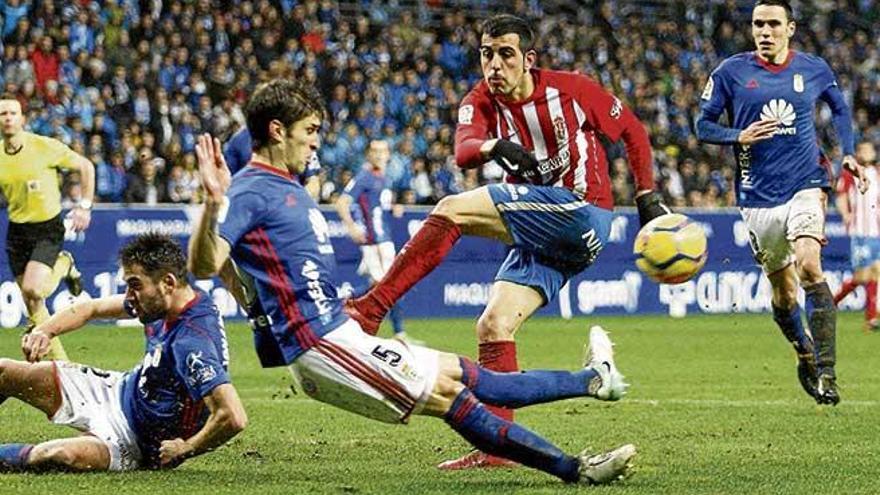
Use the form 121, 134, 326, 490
190, 133, 233, 278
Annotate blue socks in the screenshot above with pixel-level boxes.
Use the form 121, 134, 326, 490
804, 282, 837, 376
459, 357, 596, 408
444, 389, 580, 482
771, 304, 812, 354
0, 443, 33, 470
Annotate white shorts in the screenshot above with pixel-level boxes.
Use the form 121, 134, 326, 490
739, 188, 827, 274
357, 242, 396, 283
50, 362, 142, 471
289, 320, 439, 424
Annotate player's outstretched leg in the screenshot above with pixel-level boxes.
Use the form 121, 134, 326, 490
864, 280, 877, 332
441, 388, 635, 484
457, 326, 627, 408
0, 438, 111, 472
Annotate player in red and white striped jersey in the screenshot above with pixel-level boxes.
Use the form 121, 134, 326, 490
834, 141, 880, 330
345, 14, 669, 470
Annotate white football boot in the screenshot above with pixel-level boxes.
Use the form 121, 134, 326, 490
584, 325, 628, 401
577, 444, 637, 485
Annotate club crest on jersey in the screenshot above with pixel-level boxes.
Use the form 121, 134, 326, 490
552, 116, 568, 144
793, 73, 804, 93
458, 104, 474, 125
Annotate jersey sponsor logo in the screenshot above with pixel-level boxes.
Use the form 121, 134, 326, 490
701, 77, 714, 100
609, 96, 622, 119
760, 99, 797, 135
302, 259, 332, 315
738, 145, 753, 190
458, 104, 474, 125
793, 73, 804, 93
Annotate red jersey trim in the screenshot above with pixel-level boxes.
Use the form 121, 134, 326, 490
248, 161, 294, 181
754, 50, 795, 74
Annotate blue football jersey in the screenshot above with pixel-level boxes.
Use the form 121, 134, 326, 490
699, 51, 849, 207
223, 128, 321, 183
120, 290, 230, 468
218, 162, 348, 364
342, 167, 394, 244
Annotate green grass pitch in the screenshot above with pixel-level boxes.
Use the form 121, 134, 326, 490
1, 313, 878, 494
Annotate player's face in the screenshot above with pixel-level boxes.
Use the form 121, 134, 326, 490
480, 33, 535, 96
367, 140, 390, 171
751, 6, 794, 61
123, 264, 173, 323
0, 99, 24, 137
283, 113, 321, 174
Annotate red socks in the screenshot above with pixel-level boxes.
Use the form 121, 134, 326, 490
359, 214, 461, 318
866, 281, 877, 322
478, 341, 519, 422
834, 278, 858, 305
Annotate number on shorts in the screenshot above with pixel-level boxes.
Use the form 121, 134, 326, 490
371, 345, 402, 367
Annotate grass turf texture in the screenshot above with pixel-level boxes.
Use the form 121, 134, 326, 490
1, 313, 878, 494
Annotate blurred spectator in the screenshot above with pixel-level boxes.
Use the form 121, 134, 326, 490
2, 0, 876, 209
125, 155, 166, 205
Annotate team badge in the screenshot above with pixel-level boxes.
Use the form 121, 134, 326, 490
793, 74, 804, 93
458, 104, 474, 125
552, 116, 567, 144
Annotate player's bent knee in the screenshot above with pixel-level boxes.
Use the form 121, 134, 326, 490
476, 312, 515, 342
19, 286, 42, 304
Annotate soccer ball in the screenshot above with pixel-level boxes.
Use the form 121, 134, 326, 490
633, 213, 707, 284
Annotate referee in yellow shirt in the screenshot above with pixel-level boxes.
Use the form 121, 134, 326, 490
0, 94, 95, 362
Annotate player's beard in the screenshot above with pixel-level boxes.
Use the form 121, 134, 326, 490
131, 296, 167, 324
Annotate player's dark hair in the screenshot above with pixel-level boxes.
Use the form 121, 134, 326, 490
245, 78, 326, 151
480, 14, 535, 52
0, 92, 18, 102
754, 0, 794, 21
120, 232, 189, 285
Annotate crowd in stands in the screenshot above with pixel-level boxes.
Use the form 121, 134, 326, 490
3, 0, 878, 208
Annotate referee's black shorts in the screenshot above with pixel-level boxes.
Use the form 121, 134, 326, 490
5, 214, 65, 278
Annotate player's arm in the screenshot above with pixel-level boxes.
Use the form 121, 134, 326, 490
158, 383, 247, 466
190, 134, 234, 278
453, 91, 538, 178
218, 259, 250, 310
22, 295, 129, 362
836, 187, 852, 227
695, 69, 777, 146
189, 198, 233, 278
577, 76, 668, 224
304, 175, 320, 200
334, 177, 367, 244
819, 76, 868, 193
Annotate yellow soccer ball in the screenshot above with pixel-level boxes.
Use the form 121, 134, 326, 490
633, 213, 708, 284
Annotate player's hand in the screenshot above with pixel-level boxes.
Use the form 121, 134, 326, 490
348, 225, 367, 245
195, 133, 231, 203
842, 155, 870, 194
738, 119, 779, 145
21, 329, 52, 362
159, 438, 194, 466
490, 140, 540, 180
635, 190, 672, 226
67, 207, 91, 232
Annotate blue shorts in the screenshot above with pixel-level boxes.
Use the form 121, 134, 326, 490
488, 184, 613, 304
851, 236, 880, 270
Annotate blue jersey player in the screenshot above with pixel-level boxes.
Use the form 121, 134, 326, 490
189, 78, 636, 485
695, 0, 870, 405
223, 126, 322, 199
1, 233, 246, 472
334, 139, 407, 338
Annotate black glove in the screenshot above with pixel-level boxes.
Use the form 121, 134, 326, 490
635, 191, 671, 226
490, 140, 540, 180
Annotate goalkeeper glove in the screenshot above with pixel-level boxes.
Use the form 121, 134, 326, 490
635, 191, 671, 226
490, 140, 540, 180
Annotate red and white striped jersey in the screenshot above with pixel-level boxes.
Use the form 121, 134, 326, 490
454, 68, 654, 210
837, 165, 880, 237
